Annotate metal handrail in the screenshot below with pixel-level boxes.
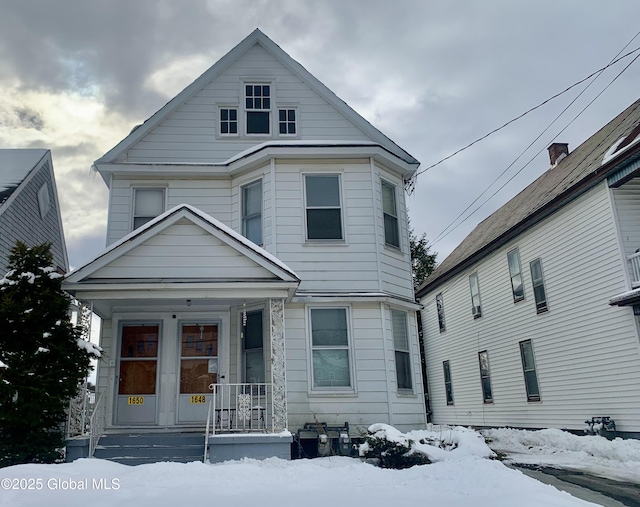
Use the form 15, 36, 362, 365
88, 392, 105, 457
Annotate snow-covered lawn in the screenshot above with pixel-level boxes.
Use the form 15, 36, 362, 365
1, 425, 603, 507
483, 427, 640, 484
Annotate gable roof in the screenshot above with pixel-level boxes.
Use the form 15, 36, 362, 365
0, 149, 48, 207
417, 98, 640, 297
95, 29, 419, 169
64, 203, 299, 285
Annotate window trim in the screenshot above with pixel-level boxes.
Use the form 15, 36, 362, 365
244, 82, 272, 136
507, 248, 525, 303
391, 309, 413, 393
436, 293, 446, 333
307, 306, 355, 393
277, 107, 297, 136
132, 187, 166, 231
469, 272, 482, 318
530, 258, 549, 313
519, 339, 541, 402
381, 179, 400, 249
241, 179, 263, 246
478, 350, 493, 403
443, 360, 454, 405
37, 183, 50, 219
218, 106, 239, 137
303, 173, 345, 242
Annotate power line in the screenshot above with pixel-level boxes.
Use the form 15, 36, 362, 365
413, 45, 640, 180
431, 44, 640, 248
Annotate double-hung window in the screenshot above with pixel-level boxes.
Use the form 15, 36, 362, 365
507, 248, 525, 302
242, 180, 262, 245
443, 360, 454, 405
381, 180, 400, 248
243, 309, 265, 384
310, 308, 351, 389
519, 339, 541, 401
530, 259, 548, 313
245, 84, 270, 134
391, 310, 412, 391
436, 293, 446, 332
478, 350, 493, 403
469, 272, 482, 318
133, 188, 165, 230
304, 174, 343, 240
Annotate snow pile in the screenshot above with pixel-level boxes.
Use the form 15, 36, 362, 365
1, 454, 596, 507
483, 427, 640, 482
360, 423, 495, 463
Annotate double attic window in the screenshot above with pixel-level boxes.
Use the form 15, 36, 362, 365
218, 82, 297, 138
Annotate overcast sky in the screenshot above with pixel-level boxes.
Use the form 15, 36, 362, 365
1, 1, 640, 269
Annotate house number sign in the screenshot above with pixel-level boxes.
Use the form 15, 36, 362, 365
190, 395, 206, 404
127, 396, 144, 405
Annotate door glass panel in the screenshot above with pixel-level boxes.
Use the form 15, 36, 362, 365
118, 325, 159, 395
180, 325, 218, 394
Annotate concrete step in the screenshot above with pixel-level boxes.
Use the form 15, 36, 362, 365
94, 432, 206, 465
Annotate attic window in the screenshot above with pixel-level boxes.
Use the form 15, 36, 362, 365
37, 183, 50, 219
245, 84, 270, 135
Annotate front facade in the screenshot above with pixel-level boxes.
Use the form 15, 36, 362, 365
417, 100, 640, 437
0, 149, 68, 274
64, 30, 426, 449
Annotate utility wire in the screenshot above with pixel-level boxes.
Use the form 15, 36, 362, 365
413, 45, 640, 179
430, 31, 640, 245
431, 44, 640, 248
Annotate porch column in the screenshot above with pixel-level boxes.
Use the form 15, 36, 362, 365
269, 298, 288, 431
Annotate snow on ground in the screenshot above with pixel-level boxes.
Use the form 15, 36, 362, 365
1, 425, 600, 507
483, 427, 640, 484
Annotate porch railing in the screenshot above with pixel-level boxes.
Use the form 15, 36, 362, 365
629, 252, 640, 288
208, 383, 273, 434
89, 392, 105, 457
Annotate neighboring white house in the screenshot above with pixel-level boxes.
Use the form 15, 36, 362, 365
417, 99, 640, 438
63, 30, 426, 460
0, 149, 68, 274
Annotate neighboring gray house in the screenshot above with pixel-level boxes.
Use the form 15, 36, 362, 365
417, 99, 640, 437
0, 149, 68, 274
64, 30, 426, 463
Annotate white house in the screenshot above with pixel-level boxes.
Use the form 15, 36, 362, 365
417, 99, 640, 438
0, 149, 68, 274
63, 30, 426, 462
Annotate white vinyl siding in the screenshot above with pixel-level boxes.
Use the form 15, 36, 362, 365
420, 182, 640, 433
126, 44, 370, 163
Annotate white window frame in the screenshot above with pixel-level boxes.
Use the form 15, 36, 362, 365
218, 106, 239, 137
443, 360, 454, 405
530, 258, 548, 313
303, 173, 345, 242
132, 187, 166, 231
507, 248, 525, 303
37, 183, 50, 219
478, 350, 493, 403
277, 107, 297, 136
469, 272, 482, 318
436, 293, 446, 333
519, 339, 541, 402
241, 179, 263, 245
381, 179, 400, 249
307, 306, 355, 393
391, 309, 413, 392
244, 82, 272, 136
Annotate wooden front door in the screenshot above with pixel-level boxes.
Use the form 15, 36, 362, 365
116, 324, 160, 424
177, 323, 218, 423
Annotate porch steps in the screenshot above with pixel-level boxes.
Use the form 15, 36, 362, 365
93, 433, 205, 465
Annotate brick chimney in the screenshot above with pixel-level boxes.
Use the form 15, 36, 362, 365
548, 142, 569, 166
